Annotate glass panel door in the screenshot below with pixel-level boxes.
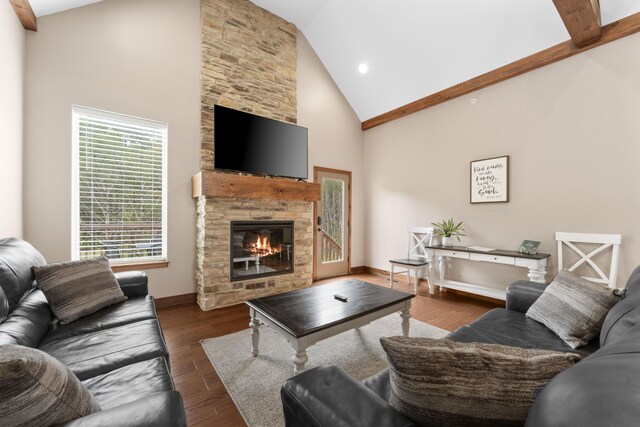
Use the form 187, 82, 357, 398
320, 177, 344, 262
315, 168, 350, 279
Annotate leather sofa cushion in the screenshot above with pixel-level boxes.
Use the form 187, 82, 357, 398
41, 296, 157, 346
0, 238, 46, 319
363, 368, 391, 402
0, 290, 53, 347
34, 255, 127, 325
38, 319, 168, 380
527, 325, 640, 427
281, 365, 416, 427
599, 294, 640, 347
505, 280, 546, 313
82, 357, 174, 410
589, 322, 640, 358
448, 308, 599, 357
622, 264, 640, 298
0, 345, 101, 426
62, 391, 187, 427
598, 265, 640, 347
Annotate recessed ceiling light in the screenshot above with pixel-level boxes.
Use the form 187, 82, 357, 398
358, 63, 368, 74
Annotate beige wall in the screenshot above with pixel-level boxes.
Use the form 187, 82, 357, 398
21, 0, 640, 297
297, 32, 365, 268
23, 0, 364, 298
364, 33, 640, 291
24, 0, 201, 298
0, 2, 25, 239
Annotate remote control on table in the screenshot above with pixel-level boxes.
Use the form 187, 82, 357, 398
333, 294, 348, 302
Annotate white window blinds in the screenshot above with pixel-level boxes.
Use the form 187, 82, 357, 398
72, 106, 168, 263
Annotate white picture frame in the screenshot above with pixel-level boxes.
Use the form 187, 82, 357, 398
470, 155, 509, 204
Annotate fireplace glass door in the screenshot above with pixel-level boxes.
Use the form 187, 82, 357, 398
230, 221, 294, 281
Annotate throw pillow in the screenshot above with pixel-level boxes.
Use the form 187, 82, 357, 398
0, 345, 100, 426
380, 337, 580, 427
526, 269, 621, 348
34, 255, 126, 324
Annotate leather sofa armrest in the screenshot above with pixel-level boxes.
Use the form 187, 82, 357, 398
506, 280, 547, 313
114, 271, 149, 298
281, 366, 417, 427
63, 391, 186, 427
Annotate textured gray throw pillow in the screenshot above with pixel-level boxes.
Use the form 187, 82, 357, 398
526, 269, 621, 348
34, 255, 126, 324
380, 337, 581, 427
0, 345, 100, 426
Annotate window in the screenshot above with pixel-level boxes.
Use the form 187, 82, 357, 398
72, 106, 167, 264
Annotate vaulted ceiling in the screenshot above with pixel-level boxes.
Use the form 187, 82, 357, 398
29, 0, 104, 17
28, 0, 640, 122
252, 0, 640, 121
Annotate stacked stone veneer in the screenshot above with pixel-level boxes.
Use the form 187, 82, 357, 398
197, 0, 311, 310
200, 0, 297, 170
196, 199, 313, 309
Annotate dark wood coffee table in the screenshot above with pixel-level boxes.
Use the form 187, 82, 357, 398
245, 279, 415, 375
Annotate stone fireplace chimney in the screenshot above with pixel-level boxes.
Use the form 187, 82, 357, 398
195, 0, 317, 310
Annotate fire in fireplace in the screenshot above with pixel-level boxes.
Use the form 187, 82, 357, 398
244, 234, 278, 256
230, 221, 294, 281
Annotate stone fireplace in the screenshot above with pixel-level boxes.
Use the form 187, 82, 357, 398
230, 220, 294, 282
195, 0, 314, 310
195, 193, 315, 310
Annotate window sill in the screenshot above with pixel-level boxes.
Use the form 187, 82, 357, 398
110, 261, 169, 272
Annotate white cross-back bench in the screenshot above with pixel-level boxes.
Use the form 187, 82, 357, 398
556, 232, 622, 289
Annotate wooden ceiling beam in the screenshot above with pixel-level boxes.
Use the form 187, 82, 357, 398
9, 0, 37, 32
552, 0, 601, 48
362, 11, 640, 131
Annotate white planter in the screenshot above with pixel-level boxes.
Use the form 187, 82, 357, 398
442, 236, 453, 247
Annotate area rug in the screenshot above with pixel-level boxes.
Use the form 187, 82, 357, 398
201, 316, 449, 427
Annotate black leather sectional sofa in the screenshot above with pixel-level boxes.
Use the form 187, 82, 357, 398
0, 238, 186, 426
282, 268, 640, 427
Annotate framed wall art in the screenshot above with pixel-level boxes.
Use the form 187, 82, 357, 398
470, 155, 509, 204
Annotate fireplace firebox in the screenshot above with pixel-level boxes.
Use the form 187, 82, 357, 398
230, 221, 294, 281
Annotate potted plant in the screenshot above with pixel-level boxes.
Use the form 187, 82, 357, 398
431, 218, 465, 247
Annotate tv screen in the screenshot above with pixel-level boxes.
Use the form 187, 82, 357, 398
214, 105, 308, 180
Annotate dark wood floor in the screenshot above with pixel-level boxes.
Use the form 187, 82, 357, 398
157, 273, 502, 426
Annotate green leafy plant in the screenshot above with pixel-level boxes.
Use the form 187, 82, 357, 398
431, 218, 465, 241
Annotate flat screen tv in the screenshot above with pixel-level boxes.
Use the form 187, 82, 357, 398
214, 105, 308, 180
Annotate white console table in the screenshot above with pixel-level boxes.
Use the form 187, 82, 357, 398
424, 245, 550, 301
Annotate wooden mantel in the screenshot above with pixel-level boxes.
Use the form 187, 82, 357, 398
192, 171, 321, 202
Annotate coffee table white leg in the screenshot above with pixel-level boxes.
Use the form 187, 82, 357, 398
400, 308, 411, 337
249, 312, 261, 357
292, 348, 308, 375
